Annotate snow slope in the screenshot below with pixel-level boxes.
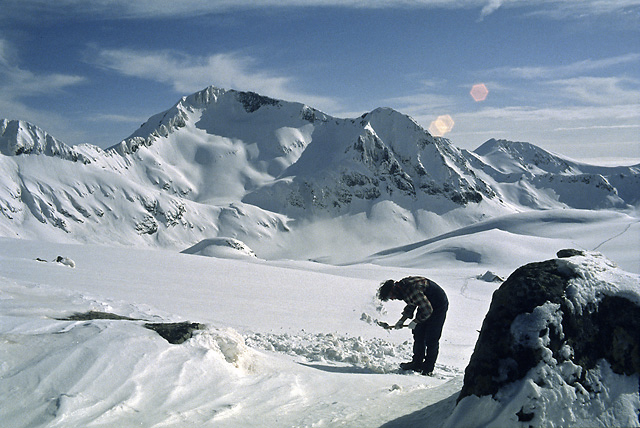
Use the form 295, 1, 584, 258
0, 203, 637, 427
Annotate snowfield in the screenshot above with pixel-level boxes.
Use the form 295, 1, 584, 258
1, 207, 638, 427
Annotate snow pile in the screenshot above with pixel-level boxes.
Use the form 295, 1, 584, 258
245, 331, 414, 374
446, 251, 640, 428
181, 237, 257, 259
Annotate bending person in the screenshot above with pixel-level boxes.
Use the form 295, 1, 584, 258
377, 276, 449, 375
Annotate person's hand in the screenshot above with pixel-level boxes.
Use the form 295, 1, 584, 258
394, 320, 405, 329
407, 321, 417, 330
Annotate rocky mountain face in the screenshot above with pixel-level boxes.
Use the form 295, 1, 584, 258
448, 250, 640, 427
244, 106, 497, 216
0, 86, 638, 256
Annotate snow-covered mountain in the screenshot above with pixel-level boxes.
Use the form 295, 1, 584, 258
0, 86, 637, 260
469, 138, 639, 210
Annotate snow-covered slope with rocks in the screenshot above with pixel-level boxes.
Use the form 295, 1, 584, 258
468, 139, 639, 210
0, 86, 637, 261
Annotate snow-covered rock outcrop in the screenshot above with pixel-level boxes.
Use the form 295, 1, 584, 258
446, 250, 640, 427
181, 237, 257, 259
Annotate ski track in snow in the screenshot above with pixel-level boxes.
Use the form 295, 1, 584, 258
459, 276, 489, 302
592, 221, 635, 251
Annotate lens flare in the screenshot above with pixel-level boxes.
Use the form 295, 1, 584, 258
470, 83, 489, 102
429, 114, 455, 136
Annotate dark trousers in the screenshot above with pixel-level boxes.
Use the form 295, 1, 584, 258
412, 309, 447, 372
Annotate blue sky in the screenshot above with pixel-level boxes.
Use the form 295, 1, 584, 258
1, 0, 639, 164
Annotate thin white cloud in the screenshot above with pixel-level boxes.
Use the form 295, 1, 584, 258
443, 103, 640, 161
547, 76, 640, 105
554, 124, 640, 131
479, 0, 504, 19
92, 47, 341, 112
3, 0, 639, 20
457, 104, 640, 122
87, 113, 148, 124
493, 54, 640, 80
0, 38, 92, 144
0, 40, 85, 98
0, 38, 86, 113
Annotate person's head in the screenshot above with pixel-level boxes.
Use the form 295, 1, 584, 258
377, 279, 397, 301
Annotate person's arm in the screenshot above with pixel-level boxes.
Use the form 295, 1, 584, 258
394, 314, 410, 329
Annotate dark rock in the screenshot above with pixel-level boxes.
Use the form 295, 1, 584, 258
144, 322, 205, 344
57, 311, 138, 321
516, 408, 535, 422
235, 91, 280, 113
56, 311, 205, 345
557, 248, 585, 258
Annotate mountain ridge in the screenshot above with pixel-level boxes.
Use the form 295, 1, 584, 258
0, 85, 637, 260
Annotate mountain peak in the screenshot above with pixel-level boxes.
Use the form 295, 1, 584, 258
0, 119, 90, 163
111, 86, 299, 156
475, 138, 540, 156
475, 138, 575, 174
179, 86, 283, 114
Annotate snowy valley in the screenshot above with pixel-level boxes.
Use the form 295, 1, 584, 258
0, 86, 638, 427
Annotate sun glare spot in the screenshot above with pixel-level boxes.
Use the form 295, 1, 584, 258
470, 83, 489, 102
429, 115, 455, 136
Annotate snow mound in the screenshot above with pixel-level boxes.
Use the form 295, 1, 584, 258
181, 237, 257, 259
55, 255, 76, 268
0, 304, 262, 426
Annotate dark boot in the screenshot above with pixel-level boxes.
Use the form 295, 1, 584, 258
421, 367, 435, 376
400, 361, 422, 372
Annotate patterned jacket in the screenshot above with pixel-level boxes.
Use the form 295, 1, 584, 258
395, 276, 448, 323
